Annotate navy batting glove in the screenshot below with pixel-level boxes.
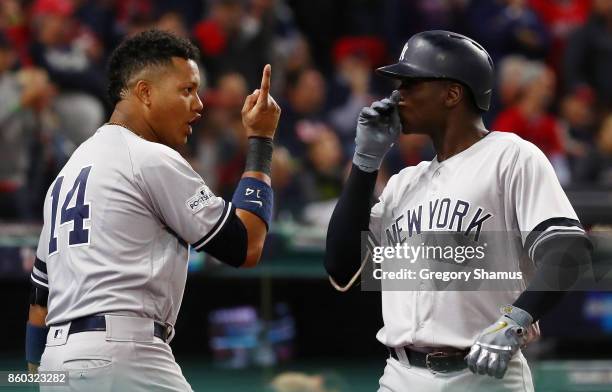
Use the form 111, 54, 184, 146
465, 305, 533, 379
353, 91, 402, 172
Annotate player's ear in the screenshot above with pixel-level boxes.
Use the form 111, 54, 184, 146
134, 80, 153, 106
445, 82, 463, 109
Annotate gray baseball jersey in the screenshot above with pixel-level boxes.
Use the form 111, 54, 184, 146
30, 124, 232, 327
369, 131, 585, 349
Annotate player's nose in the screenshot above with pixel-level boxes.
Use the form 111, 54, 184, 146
194, 93, 204, 113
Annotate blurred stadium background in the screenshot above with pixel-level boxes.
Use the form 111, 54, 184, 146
1, 0, 612, 390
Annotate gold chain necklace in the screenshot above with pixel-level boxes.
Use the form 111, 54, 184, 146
106, 122, 144, 139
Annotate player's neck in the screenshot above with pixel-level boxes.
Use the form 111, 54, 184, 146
109, 104, 160, 143
433, 118, 488, 162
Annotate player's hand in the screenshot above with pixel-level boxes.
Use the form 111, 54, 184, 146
241, 64, 281, 140
353, 90, 402, 172
465, 305, 533, 379
17, 68, 55, 112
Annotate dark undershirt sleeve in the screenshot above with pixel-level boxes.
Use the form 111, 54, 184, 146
514, 234, 592, 322
324, 164, 378, 288
198, 207, 248, 268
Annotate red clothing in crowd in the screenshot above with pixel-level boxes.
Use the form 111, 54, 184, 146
493, 107, 564, 157
528, 0, 591, 70
529, 0, 590, 32
192, 20, 227, 56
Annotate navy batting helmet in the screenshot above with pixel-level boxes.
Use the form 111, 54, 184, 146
376, 30, 494, 111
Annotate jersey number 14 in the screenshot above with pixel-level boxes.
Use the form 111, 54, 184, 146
48, 166, 93, 255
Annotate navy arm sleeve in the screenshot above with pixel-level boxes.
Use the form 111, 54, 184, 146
324, 164, 378, 287
513, 234, 592, 322
199, 207, 248, 268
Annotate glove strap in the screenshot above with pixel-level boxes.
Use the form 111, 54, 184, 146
353, 151, 384, 173
501, 305, 533, 328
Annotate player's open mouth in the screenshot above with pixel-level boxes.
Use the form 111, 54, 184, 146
188, 114, 202, 126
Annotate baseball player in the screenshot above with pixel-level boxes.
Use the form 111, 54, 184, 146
325, 30, 592, 391
25, 30, 280, 391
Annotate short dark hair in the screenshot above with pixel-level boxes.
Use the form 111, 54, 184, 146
107, 29, 200, 106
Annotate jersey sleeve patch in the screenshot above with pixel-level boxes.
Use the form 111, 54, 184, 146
185, 185, 214, 214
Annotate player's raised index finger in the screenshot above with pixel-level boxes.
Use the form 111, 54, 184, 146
258, 64, 271, 102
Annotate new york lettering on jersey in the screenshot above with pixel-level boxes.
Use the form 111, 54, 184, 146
384, 198, 494, 244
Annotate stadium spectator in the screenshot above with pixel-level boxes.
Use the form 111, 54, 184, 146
563, 0, 612, 109
327, 37, 385, 154
72, 0, 122, 56
113, 0, 154, 32
153, 0, 204, 30
574, 114, 612, 185
247, 0, 302, 95
381, 0, 472, 62
487, 55, 528, 122
493, 60, 571, 184
298, 127, 345, 226
0, 34, 56, 220
277, 67, 328, 157
498, 56, 529, 107
193, 0, 272, 89
195, 72, 249, 198
270, 146, 302, 219
156, 11, 190, 39
529, 0, 591, 71
1, 0, 31, 65
273, 33, 312, 94
29, 0, 106, 145
559, 85, 597, 164
463, 0, 550, 62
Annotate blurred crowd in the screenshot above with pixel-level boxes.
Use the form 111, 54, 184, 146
1, 0, 612, 225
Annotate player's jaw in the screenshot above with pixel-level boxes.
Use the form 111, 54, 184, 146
153, 109, 201, 147
165, 97, 203, 146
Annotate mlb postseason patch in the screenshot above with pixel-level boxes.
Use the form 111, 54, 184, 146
186, 185, 213, 214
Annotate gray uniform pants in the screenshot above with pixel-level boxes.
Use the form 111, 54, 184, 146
378, 349, 534, 392
39, 315, 193, 392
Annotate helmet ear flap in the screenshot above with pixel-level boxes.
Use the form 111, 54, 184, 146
464, 84, 486, 114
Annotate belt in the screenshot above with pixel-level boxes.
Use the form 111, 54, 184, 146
67, 315, 170, 342
388, 346, 469, 373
